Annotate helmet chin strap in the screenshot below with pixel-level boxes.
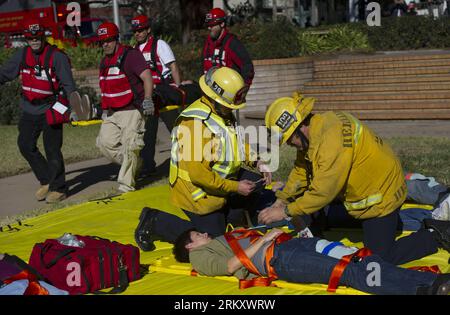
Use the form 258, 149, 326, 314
295, 127, 309, 152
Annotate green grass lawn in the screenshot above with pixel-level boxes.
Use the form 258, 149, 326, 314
1, 123, 449, 185
0, 124, 103, 178
0, 124, 448, 226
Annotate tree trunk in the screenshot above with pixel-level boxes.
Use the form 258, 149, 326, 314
272, 0, 278, 21
179, 0, 211, 44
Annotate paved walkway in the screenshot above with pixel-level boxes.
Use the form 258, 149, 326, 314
0, 119, 449, 220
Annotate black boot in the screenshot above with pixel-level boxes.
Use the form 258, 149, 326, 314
416, 274, 450, 295
423, 219, 450, 252
134, 207, 160, 251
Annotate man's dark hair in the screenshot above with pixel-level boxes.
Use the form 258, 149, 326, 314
173, 228, 197, 263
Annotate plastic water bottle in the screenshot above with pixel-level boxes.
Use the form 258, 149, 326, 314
57, 233, 85, 248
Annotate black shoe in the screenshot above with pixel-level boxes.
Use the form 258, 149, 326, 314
417, 274, 450, 295
423, 219, 450, 252
139, 167, 158, 178
135, 207, 159, 251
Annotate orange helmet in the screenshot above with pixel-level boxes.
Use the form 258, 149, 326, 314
23, 20, 45, 38
131, 15, 150, 32
96, 22, 119, 41
205, 8, 226, 27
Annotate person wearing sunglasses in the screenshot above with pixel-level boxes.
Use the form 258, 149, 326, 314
95, 22, 153, 193
0, 20, 78, 203
203, 8, 254, 87
259, 93, 450, 265
130, 15, 189, 177
135, 67, 273, 251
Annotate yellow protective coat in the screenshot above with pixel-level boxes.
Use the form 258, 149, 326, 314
170, 97, 256, 215
277, 111, 407, 219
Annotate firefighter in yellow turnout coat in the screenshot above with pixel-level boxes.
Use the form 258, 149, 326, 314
134, 67, 273, 251
259, 93, 449, 265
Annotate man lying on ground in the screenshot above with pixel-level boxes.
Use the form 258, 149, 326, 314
173, 227, 450, 295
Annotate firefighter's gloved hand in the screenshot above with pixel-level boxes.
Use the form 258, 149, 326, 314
142, 98, 155, 116
70, 111, 78, 122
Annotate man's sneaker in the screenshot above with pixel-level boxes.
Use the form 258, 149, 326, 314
69, 91, 89, 121
139, 166, 158, 178
46, 191, 67, 203
424, 218, 450, 252
118, 184, 135, 194
135, 207, 160, 251
35, 184, 49, 201
432, 195, 450, 221
417, 274, 450, 295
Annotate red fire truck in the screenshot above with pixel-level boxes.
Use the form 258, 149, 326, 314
0, 0, 103, 48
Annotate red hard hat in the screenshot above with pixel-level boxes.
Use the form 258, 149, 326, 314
131, 15, 150, 31
96, 22, 119, 41
23, 20, 45, 38
205, 8, 226, 27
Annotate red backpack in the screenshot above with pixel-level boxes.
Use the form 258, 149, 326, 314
28, 235, 141, 295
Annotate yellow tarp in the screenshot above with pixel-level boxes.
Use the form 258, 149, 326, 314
0, 185, 448, 295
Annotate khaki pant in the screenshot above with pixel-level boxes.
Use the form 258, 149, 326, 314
96, 109, 145, 191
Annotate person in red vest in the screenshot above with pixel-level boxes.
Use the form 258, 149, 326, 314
203, 8, 254, 86
130, 14, 182, 176
95, 22, 154, 193
0, 20, 78, 203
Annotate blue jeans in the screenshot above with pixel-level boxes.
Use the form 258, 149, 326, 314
270, 238, 438, 295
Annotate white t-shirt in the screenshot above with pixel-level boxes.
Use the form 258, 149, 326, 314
139, 39, 176, 78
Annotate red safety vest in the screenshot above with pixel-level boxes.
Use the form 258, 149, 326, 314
138, 37, 165, 85
202, 30, 234, 73
99, 45, 134, 110
20, 45, 66, 104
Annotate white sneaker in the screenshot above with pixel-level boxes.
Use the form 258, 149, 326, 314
117, 184, 135, 193
432, 195, 450, 221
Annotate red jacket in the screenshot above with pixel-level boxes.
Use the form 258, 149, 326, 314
20, 45, 67, 104
202, 29, 254, 85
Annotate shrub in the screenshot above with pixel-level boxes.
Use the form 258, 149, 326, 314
0, 80, 22, 125
0, 47, 17, 64
298, 31, 328, 55
298, 24, 370, 56
235, 18, 300, 59
365, 16, 450, 50
324, 25, 370, 52
64, 45, 103, 70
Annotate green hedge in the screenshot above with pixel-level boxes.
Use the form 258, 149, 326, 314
365, 16, 450, 50
0, 79, 21, 125
298, 24, 370, 56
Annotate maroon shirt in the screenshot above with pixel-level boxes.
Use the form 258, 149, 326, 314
122, 48, 148, 108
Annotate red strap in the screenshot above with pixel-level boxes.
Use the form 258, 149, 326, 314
224, 228, 292, 289
408, 265, 441, 274
190, 269, 198, 277
239, 277, 277, 289
3, 270, 49, 295
327, 248, 372, 293
224, 230, 262, 277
